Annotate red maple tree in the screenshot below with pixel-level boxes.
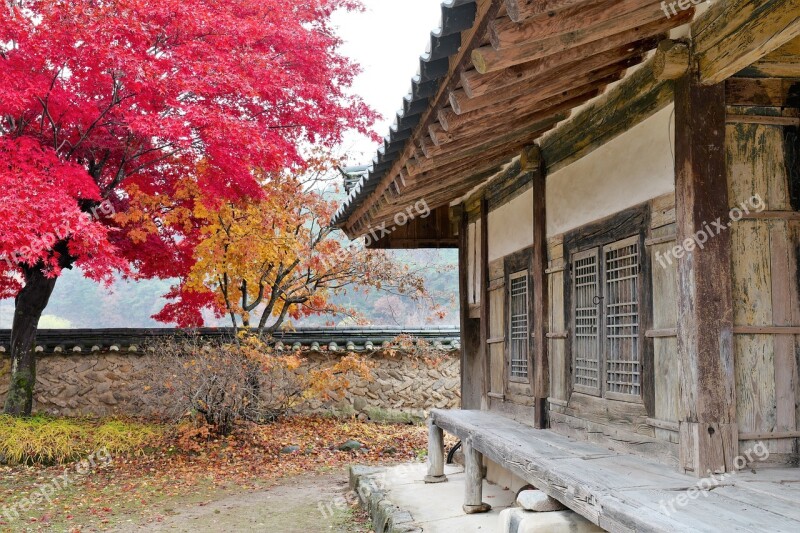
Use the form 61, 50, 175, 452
0, 0, 375, 415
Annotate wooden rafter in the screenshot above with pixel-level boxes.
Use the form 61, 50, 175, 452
539, 54, 674, 174
489, 0, 653, 50
450, 55, 642, 114
432, 83, 607, 144
471, 5, 693, 74
504, 0, 587, 23
408, 114, 565, 176
461, 37, 660, 98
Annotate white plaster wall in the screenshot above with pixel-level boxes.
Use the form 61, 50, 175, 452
546, 104, 676, 237
488, 186, 534, 262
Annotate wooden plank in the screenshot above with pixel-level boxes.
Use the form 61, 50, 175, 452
734, 334, 776, 441
548, 269, 567, 401
727, 114, 800, 126
674, 75, 737, 475
540, 56, 674, 174
563, 391, 651, 435
739, 430, 800, 440
726, 77, 800, 107
650, 192, 677, 229
770, 219, 799, 452
693, 0, 800, 85
490, 286, 506, 396
471, 4, 692, 74
731, 220, 773, 328
549, 411, 678, 465
734, 326, 800, 334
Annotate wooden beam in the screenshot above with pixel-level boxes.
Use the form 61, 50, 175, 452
540, 55, 674, 174
673, 74, 737, 475
461, 37, 660, 99
458, 204, 482, 410
489, 0, 654, 51
653, 39, 690, 80
694, 0, 800, 85
472, 5, 692, 74
523, 146, 549, 429
736, 36, 800, 78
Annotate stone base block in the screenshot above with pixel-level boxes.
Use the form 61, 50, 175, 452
463, 502, 492, 514
516, 490, 567, 512
423, 474, 448, 484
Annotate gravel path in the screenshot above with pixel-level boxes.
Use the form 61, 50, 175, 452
113, 471, 367, 533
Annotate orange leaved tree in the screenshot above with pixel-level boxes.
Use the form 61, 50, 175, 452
155, 166, 438, 332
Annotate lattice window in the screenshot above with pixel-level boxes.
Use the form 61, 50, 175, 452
603, 237, 640, 397
572, 248, 601, 395
508, 272, 529, 380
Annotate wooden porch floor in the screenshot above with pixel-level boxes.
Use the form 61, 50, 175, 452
430, 409, 800, 532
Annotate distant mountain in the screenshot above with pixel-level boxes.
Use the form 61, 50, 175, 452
0, 249, 458, 329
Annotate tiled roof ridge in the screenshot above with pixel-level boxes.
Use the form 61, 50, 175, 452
0, 327, 461, 354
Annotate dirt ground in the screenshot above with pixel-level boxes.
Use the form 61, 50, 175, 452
112, 470, 369, 533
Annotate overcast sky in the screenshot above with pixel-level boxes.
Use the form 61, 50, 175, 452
331, 0, 444, 166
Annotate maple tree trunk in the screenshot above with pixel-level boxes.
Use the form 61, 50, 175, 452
4, 266, 58, 416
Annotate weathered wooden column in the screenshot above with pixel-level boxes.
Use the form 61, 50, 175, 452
479, 196, 490, 410
523, 145, 549, 428
424, 418, 448, 483
674, 72, 737, 475
462, 440, 491, 514
456, 205, 482, 409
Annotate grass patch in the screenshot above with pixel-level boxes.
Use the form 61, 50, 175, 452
0, 415, 161, 464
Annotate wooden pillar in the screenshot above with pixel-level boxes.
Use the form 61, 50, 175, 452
457, 206, 482, 409
523, 146, 549, 428
479, 196, 490, 410
462, 440, 491, 514
424, 419, 448, 483
674, 74, 737, 475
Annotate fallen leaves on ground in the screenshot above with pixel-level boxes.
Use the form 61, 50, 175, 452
0, 416, 447, 532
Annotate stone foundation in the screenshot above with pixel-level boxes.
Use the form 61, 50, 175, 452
0, 349, 460, 419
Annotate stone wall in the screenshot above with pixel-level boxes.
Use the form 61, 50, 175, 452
0, 349, 461, 421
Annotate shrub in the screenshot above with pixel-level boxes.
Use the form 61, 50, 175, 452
143, 334, 372, 435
